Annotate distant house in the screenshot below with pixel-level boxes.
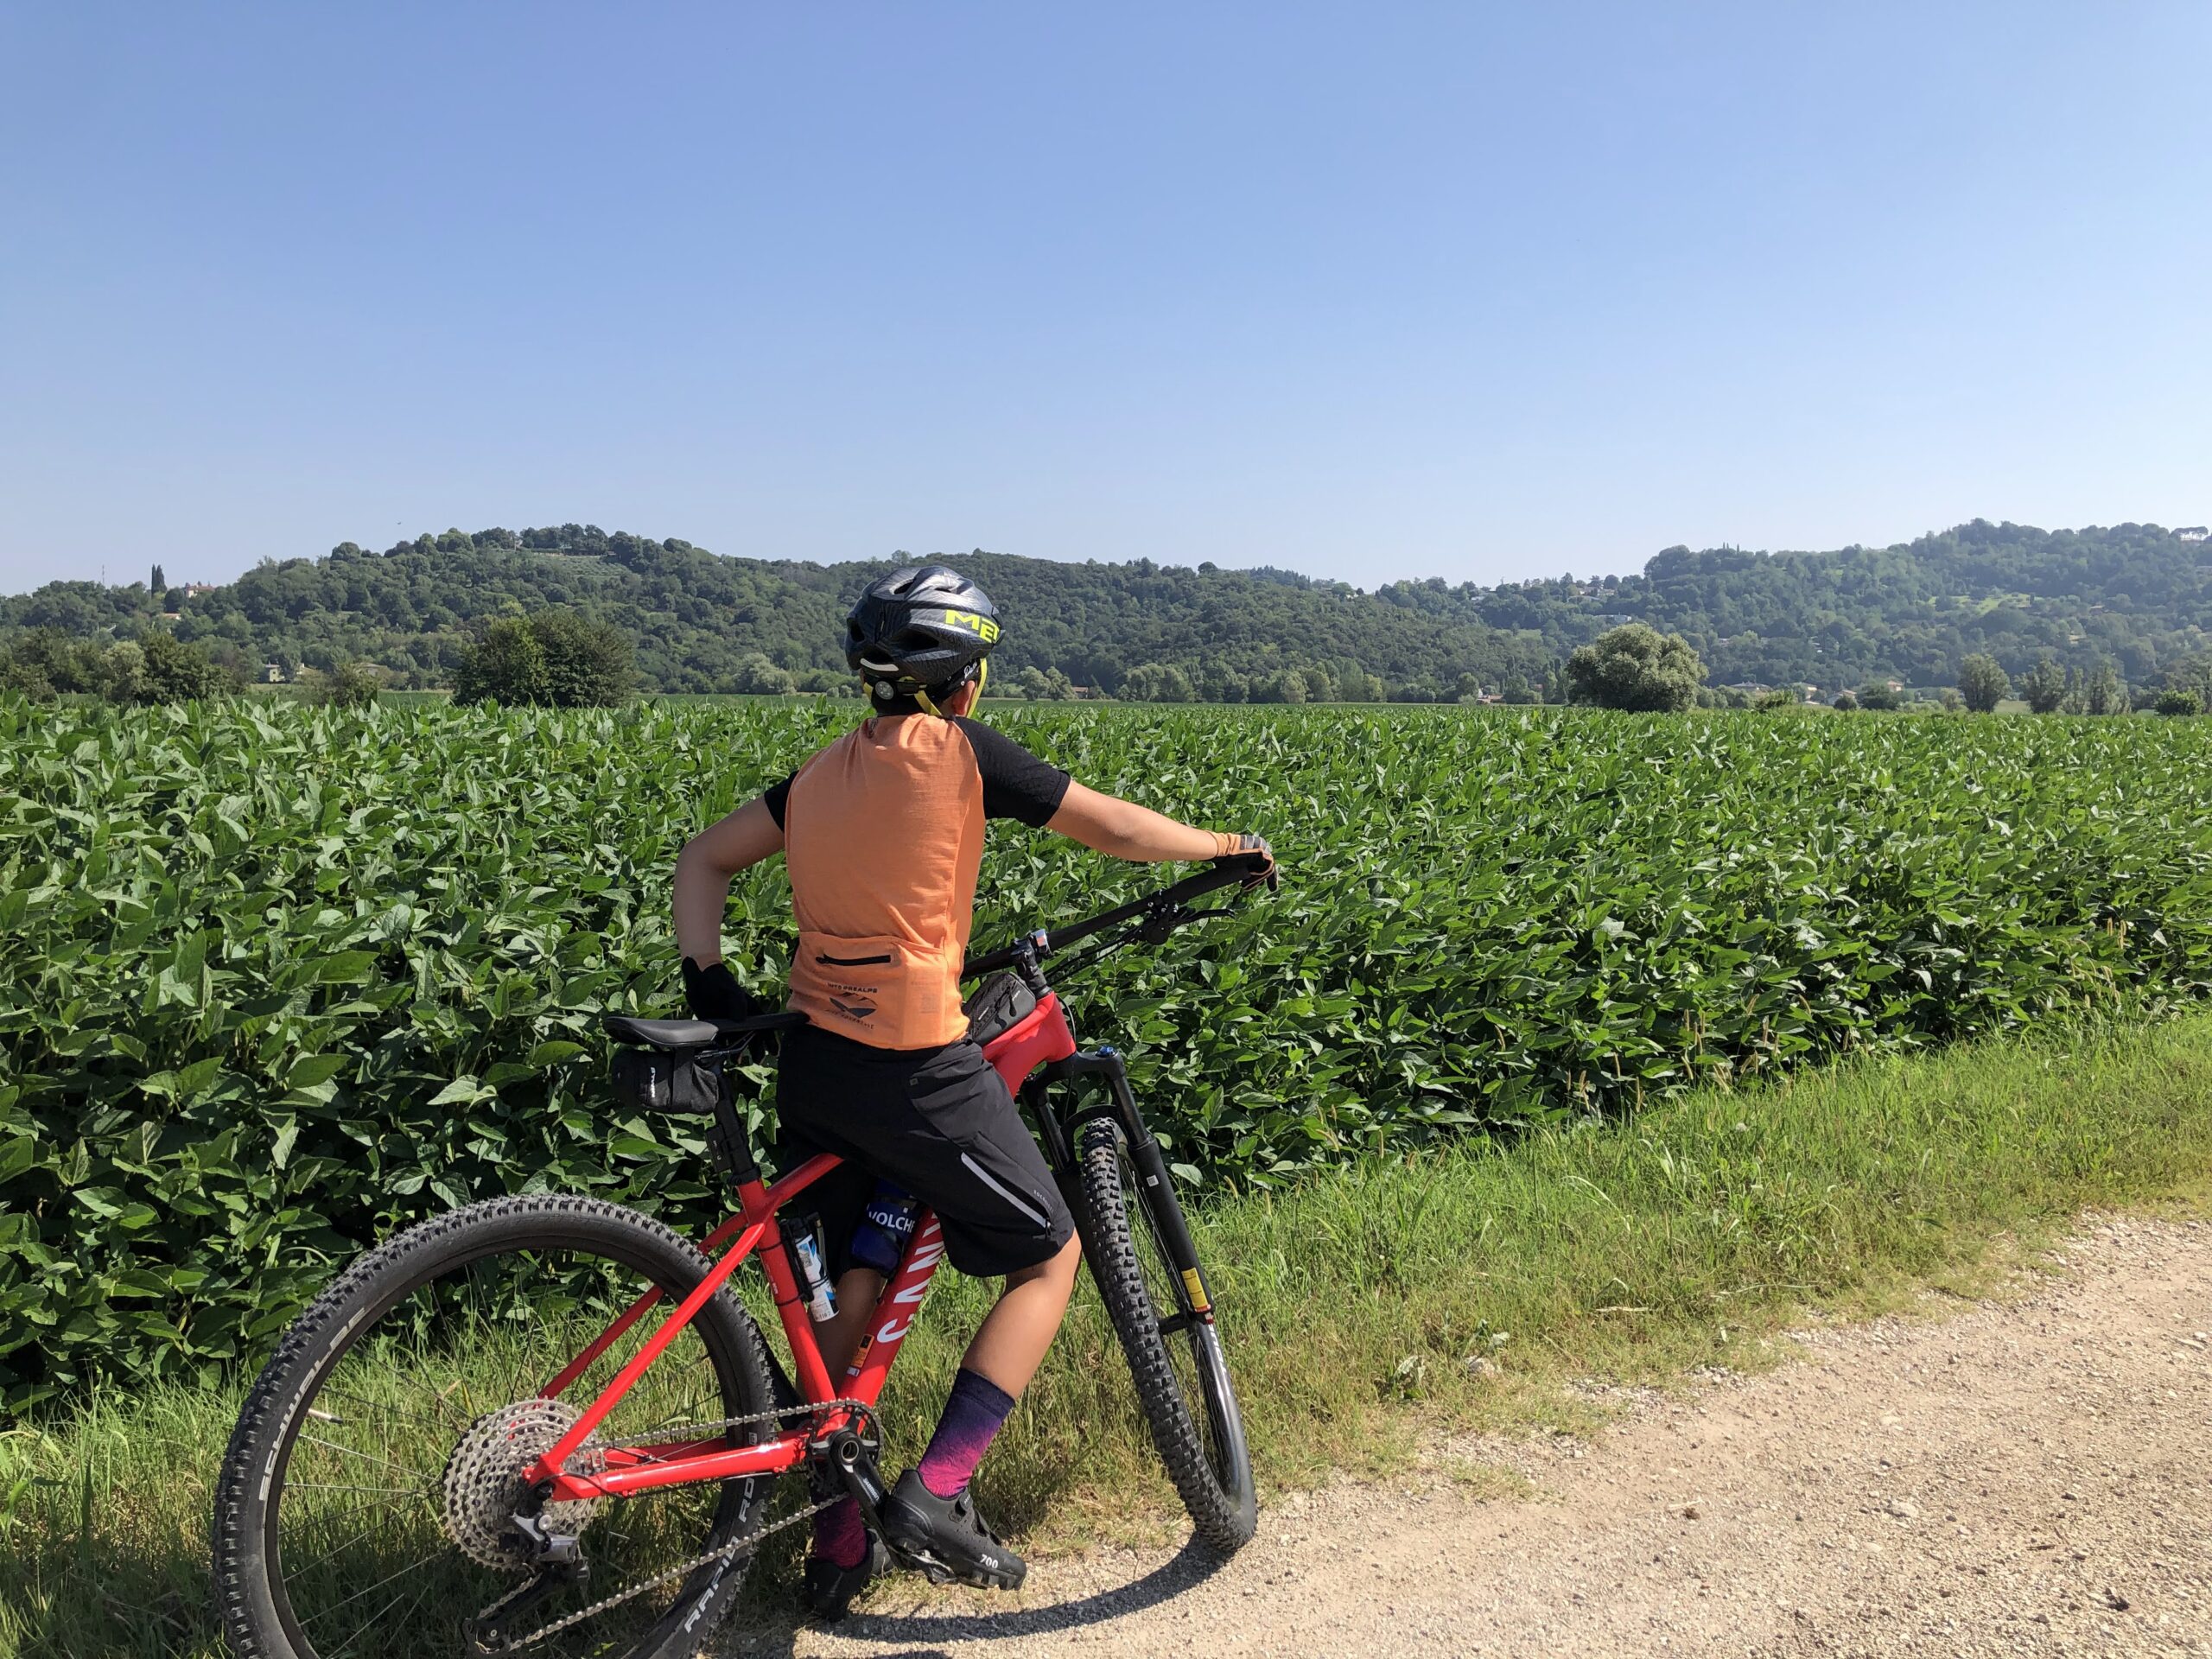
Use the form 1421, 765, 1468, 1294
261, 663, 286, 683
1725, 680, 1769, 696
183, 582, 219, 595
2179, 525, 2209, 543
1800, 683, 1821, 702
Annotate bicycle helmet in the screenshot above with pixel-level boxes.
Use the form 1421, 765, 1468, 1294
845, 563, 1002, 709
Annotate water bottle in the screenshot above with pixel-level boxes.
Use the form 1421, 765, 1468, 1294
785, 1214, 837, 1323
848, 1179, 919, 1278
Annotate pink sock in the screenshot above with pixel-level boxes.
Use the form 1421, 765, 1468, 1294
811, 1497, 867, 1568
917, 1369, 1017, 1499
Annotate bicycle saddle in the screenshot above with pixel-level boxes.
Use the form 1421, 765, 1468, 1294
604, 1011, 806, 1049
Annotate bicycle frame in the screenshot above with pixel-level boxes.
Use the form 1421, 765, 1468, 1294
521, 988, 1081, 1503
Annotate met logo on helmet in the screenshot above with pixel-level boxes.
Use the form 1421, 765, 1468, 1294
938, 609, 1001, 644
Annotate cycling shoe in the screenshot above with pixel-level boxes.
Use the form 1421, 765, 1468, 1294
799, 1533, 886, 1623
879, 1468, 1027, 1590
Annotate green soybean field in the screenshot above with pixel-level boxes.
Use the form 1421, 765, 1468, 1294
4, 696, 2211, 1409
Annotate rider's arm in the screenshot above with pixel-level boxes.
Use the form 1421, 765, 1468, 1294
948, 716, 1262, 868
672, 794, 784, 966
1046, 781, 1243, 863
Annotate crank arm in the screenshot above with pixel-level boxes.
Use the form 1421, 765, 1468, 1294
828, 1426, 892, 1523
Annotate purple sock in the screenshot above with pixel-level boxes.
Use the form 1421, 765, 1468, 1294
917, 1368, 1017, 1499
812, 1496, 868, 1569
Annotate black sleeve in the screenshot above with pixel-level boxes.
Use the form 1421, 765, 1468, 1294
761, 772, 796, 830
952, 718, 1071, 827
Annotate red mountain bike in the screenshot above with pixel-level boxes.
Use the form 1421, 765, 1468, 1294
213, 861, 1265, 1659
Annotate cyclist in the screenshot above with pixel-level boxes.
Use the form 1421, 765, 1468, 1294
671, 563, 1272, 1619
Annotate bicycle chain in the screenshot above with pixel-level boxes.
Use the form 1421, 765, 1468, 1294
471, 1398, 878, 1652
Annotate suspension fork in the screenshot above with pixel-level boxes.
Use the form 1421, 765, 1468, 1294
1039, 1048, 1215, 1318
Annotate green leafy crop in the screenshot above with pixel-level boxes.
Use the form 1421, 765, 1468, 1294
3, 696, 2209, 1409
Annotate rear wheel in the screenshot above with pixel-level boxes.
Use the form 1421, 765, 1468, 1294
213, 1194, 778, 1659
1074, 1118, 1257, 1552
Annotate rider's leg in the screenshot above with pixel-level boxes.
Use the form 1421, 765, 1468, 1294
915, 1233, 1082, 1498
814, 1267, 887, 1379
961, 1233, 1083, 1395
807, 1267, 887, 1573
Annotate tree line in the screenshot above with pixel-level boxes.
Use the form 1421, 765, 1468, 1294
1565, 626, 2201, 716
3, 518, 2208, 708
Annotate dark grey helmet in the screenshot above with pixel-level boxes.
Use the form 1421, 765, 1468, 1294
844, 563, 1002, 700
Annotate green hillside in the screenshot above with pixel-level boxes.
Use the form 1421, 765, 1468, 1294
0, 530, 1555, 702
1448, 518, 2212, 690
3, 518, 2208, 698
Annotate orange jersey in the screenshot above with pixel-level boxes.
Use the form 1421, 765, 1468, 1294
770, 714, 1069, 1050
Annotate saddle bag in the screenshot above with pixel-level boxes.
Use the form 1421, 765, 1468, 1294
608, 1047, 721, 1116
607, 1048, 759, 1184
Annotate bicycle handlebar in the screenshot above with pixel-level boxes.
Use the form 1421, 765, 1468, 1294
961, 855, 1270, 982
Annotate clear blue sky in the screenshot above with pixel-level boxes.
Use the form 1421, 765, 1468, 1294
3, 3, 2206, 594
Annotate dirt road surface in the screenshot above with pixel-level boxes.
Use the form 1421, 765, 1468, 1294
750, 1216, 2210, 1657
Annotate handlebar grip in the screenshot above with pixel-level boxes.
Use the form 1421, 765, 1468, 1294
1209, 850, 1280, 892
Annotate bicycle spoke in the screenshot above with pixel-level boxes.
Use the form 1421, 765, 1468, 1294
296, 1545, 456, 1632
317, 1380, 449, 1433
282, 1506, 430, 1580
297, 1433, 429, 1482
248, 1218, 772, 1659
322, 1573, 449, 1659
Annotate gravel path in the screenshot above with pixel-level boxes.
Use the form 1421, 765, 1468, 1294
739, 1215, 2211, 1657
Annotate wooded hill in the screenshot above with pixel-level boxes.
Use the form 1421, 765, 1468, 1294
3, 518, 2206, 699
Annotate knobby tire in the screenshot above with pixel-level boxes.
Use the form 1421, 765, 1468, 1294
211, 1193, 777, 1659
1073, 1117, 1258, 1553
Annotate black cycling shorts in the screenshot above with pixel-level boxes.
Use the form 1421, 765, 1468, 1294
774, 1023, 1075, 1279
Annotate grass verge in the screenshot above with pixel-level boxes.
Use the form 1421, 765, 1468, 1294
7, 1008, 2212, 1655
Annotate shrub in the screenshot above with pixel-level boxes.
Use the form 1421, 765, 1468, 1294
315, 661, 384, 709
1565, 624, 1705, 712
136, 632, 234, 703
5, 700, 2212, 1406
451, 616, 544, 704
452, 611, 634, 707
1958, 653, 2011, 714
2155, 687, 2202, 717
2020, 657, 2069, 715
1856, 681, 1904, 711
0, 631, 105, 700
1, 632, 236, 705
1121, 663, 1198, 703
729, 652, 798, 696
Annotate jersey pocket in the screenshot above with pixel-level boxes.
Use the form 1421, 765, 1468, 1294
791, 931, 957, 1047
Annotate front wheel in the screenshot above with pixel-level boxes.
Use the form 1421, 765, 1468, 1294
1074, 1117, 1257, 1553
212, 1194, 777, 1659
